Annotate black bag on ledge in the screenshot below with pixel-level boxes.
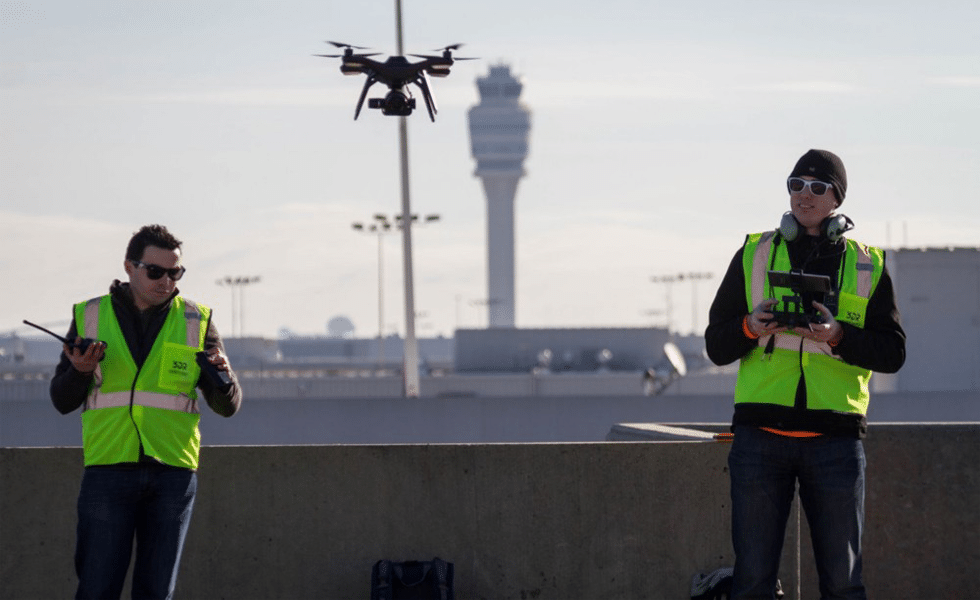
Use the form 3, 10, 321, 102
371, 557, 454, 600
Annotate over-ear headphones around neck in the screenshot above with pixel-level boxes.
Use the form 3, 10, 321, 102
778, 212, 854, 243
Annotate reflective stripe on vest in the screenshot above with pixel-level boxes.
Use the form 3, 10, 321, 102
747, 231, 777, 313
758, 331, 837, 357
81, 297, 103, 389
81, 390, 202, 413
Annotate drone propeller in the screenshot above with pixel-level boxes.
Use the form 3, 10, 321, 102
409, 53, 478, 61
325, 40, 371, 50
314, 53, 381, 58
409, 43, 477, 61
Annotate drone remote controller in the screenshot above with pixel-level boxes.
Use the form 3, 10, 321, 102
195, 351, 233, 391
763, 270, 832, 329
764, 309, 826, 328
22, 320, 106, 358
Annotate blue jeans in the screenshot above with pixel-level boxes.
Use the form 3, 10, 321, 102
728, 426, 866, 600
74, 466, 197, 600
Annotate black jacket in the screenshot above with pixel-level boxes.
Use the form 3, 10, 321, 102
50, 280, 242, 421
704, 232, 905, 437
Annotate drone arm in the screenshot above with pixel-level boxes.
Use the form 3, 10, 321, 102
414, 72, 438, 122
354, 74, 378, 120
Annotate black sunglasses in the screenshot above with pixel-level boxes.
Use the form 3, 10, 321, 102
787, 177, 834, 196
131, 260, 186, 281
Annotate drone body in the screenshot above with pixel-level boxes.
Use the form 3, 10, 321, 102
316, 41, 473, 121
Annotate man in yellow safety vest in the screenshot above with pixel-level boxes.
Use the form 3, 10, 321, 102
51, 224, 242, 600
705, 150, 905, 599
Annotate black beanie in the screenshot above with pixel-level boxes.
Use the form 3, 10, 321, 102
790, 149, 847, 204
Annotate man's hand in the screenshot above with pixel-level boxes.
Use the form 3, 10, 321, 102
793, 301, 843, 344
200, 347, 231, 372
747, 298, 789, 337
64, 338, 106, 374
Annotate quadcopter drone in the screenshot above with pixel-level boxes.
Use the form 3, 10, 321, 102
315, 41, 475, 121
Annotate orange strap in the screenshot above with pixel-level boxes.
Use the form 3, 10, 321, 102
742, 315, 760, 340
760, 427, 824, 438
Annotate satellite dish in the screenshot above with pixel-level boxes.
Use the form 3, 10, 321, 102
663, 342, 687, 377
533, 349, 553, 374
643, 342, 688, 396
596, 348, 613, 371
327, 315, 356, 339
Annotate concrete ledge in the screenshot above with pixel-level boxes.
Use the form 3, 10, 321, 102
2, 424, 978, 599
607, 423, 728, 441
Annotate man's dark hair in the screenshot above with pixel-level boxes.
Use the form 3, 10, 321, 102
125, 224, 183, 262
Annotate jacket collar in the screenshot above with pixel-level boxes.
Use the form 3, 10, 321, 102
109, 280, 180, 316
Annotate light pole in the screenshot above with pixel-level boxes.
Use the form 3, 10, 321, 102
340, 0, 447, 396
650, 272, 714, 334
685, 272, 714, 333
392, 0, 425, 397
649, 274, 678, 333
216, 276, 261, 337
352, 215, 393, 369
352, 212, 440, 374
469, 297, 502, 328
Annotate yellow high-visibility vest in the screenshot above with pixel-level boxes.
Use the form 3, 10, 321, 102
734, 232, 884, 414
75, 295, 209, 468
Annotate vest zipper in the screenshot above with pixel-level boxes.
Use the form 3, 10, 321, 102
130, 311, 153, 461
129, 366, 146, 460
795, 336, 807, 410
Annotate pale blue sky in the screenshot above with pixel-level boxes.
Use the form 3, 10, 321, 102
2, 0, 978, 339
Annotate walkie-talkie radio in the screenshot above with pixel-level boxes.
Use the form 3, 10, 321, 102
22, 319, 107, 358
195, 351, 233, 391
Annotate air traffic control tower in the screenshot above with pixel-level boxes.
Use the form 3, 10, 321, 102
467, 64, 531, 328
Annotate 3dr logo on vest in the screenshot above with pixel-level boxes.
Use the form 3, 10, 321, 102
846, 310, 861, 322
160, 342, 199, 391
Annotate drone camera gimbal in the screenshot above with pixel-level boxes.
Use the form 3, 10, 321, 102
369, 90, 416, 116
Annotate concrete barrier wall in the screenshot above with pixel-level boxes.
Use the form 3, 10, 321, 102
2, 424, 978, 599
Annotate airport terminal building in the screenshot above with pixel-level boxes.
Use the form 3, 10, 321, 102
2, 247, 978, 447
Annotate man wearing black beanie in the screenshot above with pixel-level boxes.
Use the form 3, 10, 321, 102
704, 149, 906, 599
789, 148, 848, 205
